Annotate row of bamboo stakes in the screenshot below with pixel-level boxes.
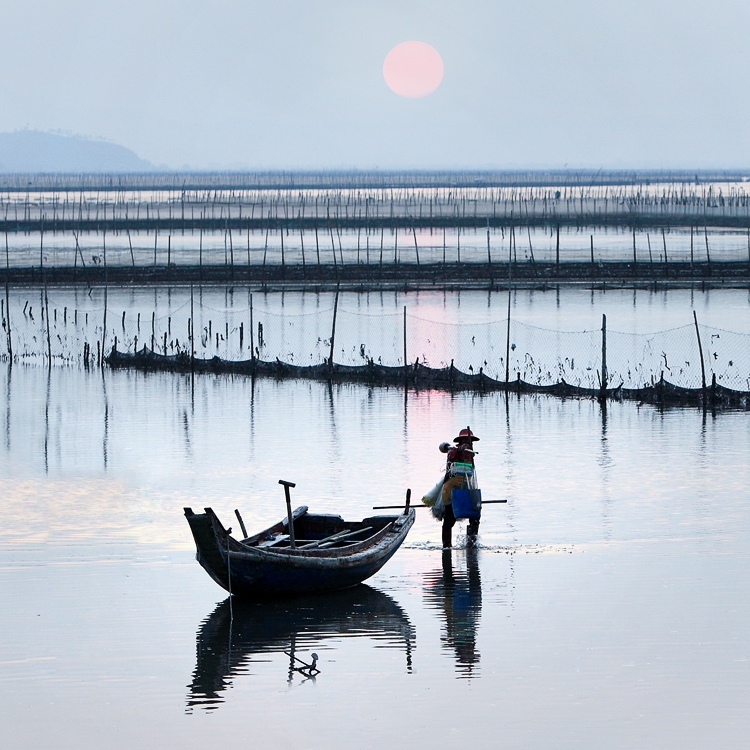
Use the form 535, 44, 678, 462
0, 268, 716, 403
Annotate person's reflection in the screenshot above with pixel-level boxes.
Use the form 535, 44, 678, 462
424, 548, 482, 677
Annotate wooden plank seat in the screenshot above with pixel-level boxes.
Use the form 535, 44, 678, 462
255, 526, 375, 550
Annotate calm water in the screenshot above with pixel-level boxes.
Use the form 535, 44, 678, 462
2, 289, 750, 748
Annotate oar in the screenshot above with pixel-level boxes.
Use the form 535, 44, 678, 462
373, 500, 507, 509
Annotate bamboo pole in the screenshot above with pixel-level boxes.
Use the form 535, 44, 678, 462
690, 226, 694, 272
190, 284, 195, 368
101, 286, 108, 368
486, 221, 493, 284
4, 232, 11, 359
600, 313, 607, 393
299, 227, 306, 273
704, 227, 712, 269
44, 285, 51, 365
693, 311, 707, 403
250, 293, 254, 363
403, 306, 407, 368
328, 286, 339, 370
505, 227, 513, 384
127, 230, 135, 268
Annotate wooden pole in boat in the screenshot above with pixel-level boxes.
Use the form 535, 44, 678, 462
234, 509, 248, 539
279, 479, 297, 549
373, 499, 507, 509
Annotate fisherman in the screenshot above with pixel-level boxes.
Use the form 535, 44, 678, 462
439, 426, 480, 549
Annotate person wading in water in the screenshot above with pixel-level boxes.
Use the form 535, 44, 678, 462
439, 427, 480, 549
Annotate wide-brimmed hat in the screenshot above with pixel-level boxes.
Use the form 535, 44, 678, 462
453, 427, 480, 443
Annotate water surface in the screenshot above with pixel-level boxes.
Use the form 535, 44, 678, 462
1, 291, 750, 748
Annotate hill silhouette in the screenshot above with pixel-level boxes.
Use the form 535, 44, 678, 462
0, 130, 153, 173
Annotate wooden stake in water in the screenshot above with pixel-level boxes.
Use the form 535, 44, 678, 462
190, 284, 195, 366
101, 286, 108, 368
4, 233, 11, 359
600, 313, 607, 393
250, 293, 255, 363
505, 227, 513, 384
329, 287, 339, 369
403, 306, 407, 368
704, 227, 712, 269
690, 226, 694, 271
44, 285, 52, 365
693, 311, 707, 402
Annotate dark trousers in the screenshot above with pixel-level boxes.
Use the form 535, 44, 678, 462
442, 504, 480, 548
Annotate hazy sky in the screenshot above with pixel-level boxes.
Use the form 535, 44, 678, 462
1, 1, 749, 169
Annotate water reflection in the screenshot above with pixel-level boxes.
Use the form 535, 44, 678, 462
423, 549, 483, 678
187, 585, 414, 711
598, 401, 613, 538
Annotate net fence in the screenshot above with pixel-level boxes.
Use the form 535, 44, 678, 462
1, 291, 748, 392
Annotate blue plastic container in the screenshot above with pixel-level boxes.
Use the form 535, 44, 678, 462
451, 488, 482, 520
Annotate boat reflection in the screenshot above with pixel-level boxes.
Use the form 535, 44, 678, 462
423, 548, 482, 678
187, 584, 415, 710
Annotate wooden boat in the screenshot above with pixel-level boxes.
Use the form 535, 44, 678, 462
184, 501, 415, 597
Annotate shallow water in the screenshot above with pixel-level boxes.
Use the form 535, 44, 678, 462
2, 291, 750, 748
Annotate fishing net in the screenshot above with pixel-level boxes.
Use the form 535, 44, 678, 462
2, 288, 750, 399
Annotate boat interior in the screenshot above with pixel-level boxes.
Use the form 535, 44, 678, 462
240, 510, 397, 551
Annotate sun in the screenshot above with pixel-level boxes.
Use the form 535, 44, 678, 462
383, 41, 444, 98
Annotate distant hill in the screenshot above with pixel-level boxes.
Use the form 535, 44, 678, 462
0, 130, 153, 173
